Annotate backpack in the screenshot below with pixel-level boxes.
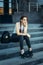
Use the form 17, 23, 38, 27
1, 31, 10, 43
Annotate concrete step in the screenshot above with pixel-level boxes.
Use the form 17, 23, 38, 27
0, 29, 43, 34
0, 24, 14, 27
0, 24, 43, 28
37, 63, 43, 65
30, 37, 43, 41
0, 30, 43, 38
29, 31, 43, 35
0, 27, 43, 32
0, 24, 43, 27
21, 57, 43, 65
0, 36, 43, 49
28, 29, 43, 32
0, 24, 43, 35
0, 43, 43, 56
4, 35, 42, 41
0, 30, 43, 34
29, 27, 43, 29
0, 29, 43, 38
0, 51, 43, 65
0, 28, 43, 34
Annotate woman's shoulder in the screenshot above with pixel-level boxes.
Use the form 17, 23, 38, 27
16, 22, 20, 25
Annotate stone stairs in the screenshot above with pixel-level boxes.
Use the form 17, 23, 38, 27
0, 11, 43, 65
0, 23, 43, 65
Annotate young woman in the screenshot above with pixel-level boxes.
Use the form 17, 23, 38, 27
14, 16, 33, 58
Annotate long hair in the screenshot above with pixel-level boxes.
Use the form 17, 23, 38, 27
20, 16, 28, 26
20, 16, 28, 23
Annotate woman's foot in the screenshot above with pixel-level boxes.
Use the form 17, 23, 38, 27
20, 53, 26, 58
28, 48, 33, 57
29, 51, 33, 57
20, 52, 30, 58
20, 49, 29, 58
20, 49, 25, 58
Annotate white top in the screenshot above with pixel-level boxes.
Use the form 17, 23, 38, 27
13, 22, 27, 33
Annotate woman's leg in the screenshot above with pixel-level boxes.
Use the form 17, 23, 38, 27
24, 36, 31, 49
24, 36, 33, 56
19, 35, 24, 55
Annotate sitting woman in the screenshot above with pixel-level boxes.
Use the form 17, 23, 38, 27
13, 16, 33, 58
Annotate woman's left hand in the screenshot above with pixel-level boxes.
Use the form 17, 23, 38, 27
27, 33, 31, 38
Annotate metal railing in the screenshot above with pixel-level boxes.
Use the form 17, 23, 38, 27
28, 2, 39, 12
0, 1, 40, 14
16, 2, 39, 13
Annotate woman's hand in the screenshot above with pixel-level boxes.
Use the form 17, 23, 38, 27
27, 33, 31, 38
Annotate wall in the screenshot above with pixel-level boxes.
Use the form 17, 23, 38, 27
38, 0, 43, 5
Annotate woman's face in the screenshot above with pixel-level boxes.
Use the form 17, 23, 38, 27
21, 17, 28, 26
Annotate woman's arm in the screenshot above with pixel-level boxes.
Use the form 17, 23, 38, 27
16, 23, 31, 37
16, 23, 27, 36
24, 24, 31, 37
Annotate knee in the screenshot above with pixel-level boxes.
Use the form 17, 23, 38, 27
19, 35, 23, 38
19, 35, 24, 41
25, 35, 29, 39
24, 36, 30, 41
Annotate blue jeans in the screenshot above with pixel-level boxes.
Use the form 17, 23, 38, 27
12, 33, 31, 50
19, 35, 31, 50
